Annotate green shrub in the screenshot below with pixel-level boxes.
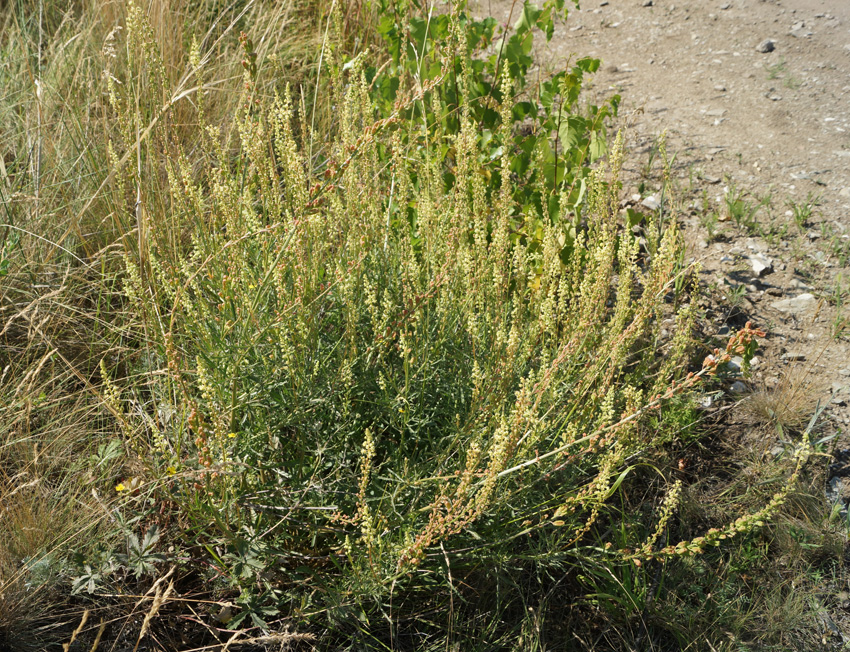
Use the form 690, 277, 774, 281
3, 0, 816, 646
93, 0, 711, 632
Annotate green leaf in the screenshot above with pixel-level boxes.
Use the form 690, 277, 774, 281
558, 115, 586, 151
514, 2, 541, 35
589, 130, 607, 162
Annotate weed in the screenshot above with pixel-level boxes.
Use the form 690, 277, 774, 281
828, 273, 849, 340
821, 222, 850, 267
724, 182, 767, 233
725, 282, 748, 308
701, 210, 720, 241
786, 192, 821, 230
0, 0, 831, 648
764, 57, 787, 80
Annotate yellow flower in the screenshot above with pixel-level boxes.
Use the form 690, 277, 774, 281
227, 432, 237, 439
115, 482, 127, 492
166, 466, 177, 476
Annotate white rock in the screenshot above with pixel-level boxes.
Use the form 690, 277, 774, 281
642, 195, 661, 211
771, 293, 817, 314
750, 254, 773, 277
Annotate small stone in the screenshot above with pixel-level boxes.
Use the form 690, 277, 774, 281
839, 368, 850, 377
642, 0, 653, 6
641, 195, 661, 211
840, 187, 850, 198
714, 84, 727, 92
756, 39, 776, 53
750, 254, 773, 277
766, 92, 783, 101
730, 381, 748, 394
706, 108, 726, 117
781, 352, 806, 361
727, 356, 744, 373
826, 476, 849, 506
770, 292, 817, 314
770, 444, 785, 458
807, 230, 821, 241
789, 278, 812, 290
720, 2, 731, 9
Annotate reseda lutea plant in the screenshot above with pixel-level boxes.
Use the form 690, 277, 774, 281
98, 0, 787, 634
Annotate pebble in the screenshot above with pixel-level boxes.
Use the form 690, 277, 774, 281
642, 195, 661, 210
781, 352, 806, 361
720, 2, 731, 9
727, 356, 744, 373
714, 84, 727, 92
789, 21, 812, 37
730, 381, 748, 394
770, 292, 817, 314
840, 368, 850, 377
756, 39, 776, 53
807, 230, 821, 241
642, 0, 653, 6
789, 278, 811, 290
750, 254, 773, 277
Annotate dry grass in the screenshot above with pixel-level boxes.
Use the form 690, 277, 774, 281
743, 367, 827, 433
